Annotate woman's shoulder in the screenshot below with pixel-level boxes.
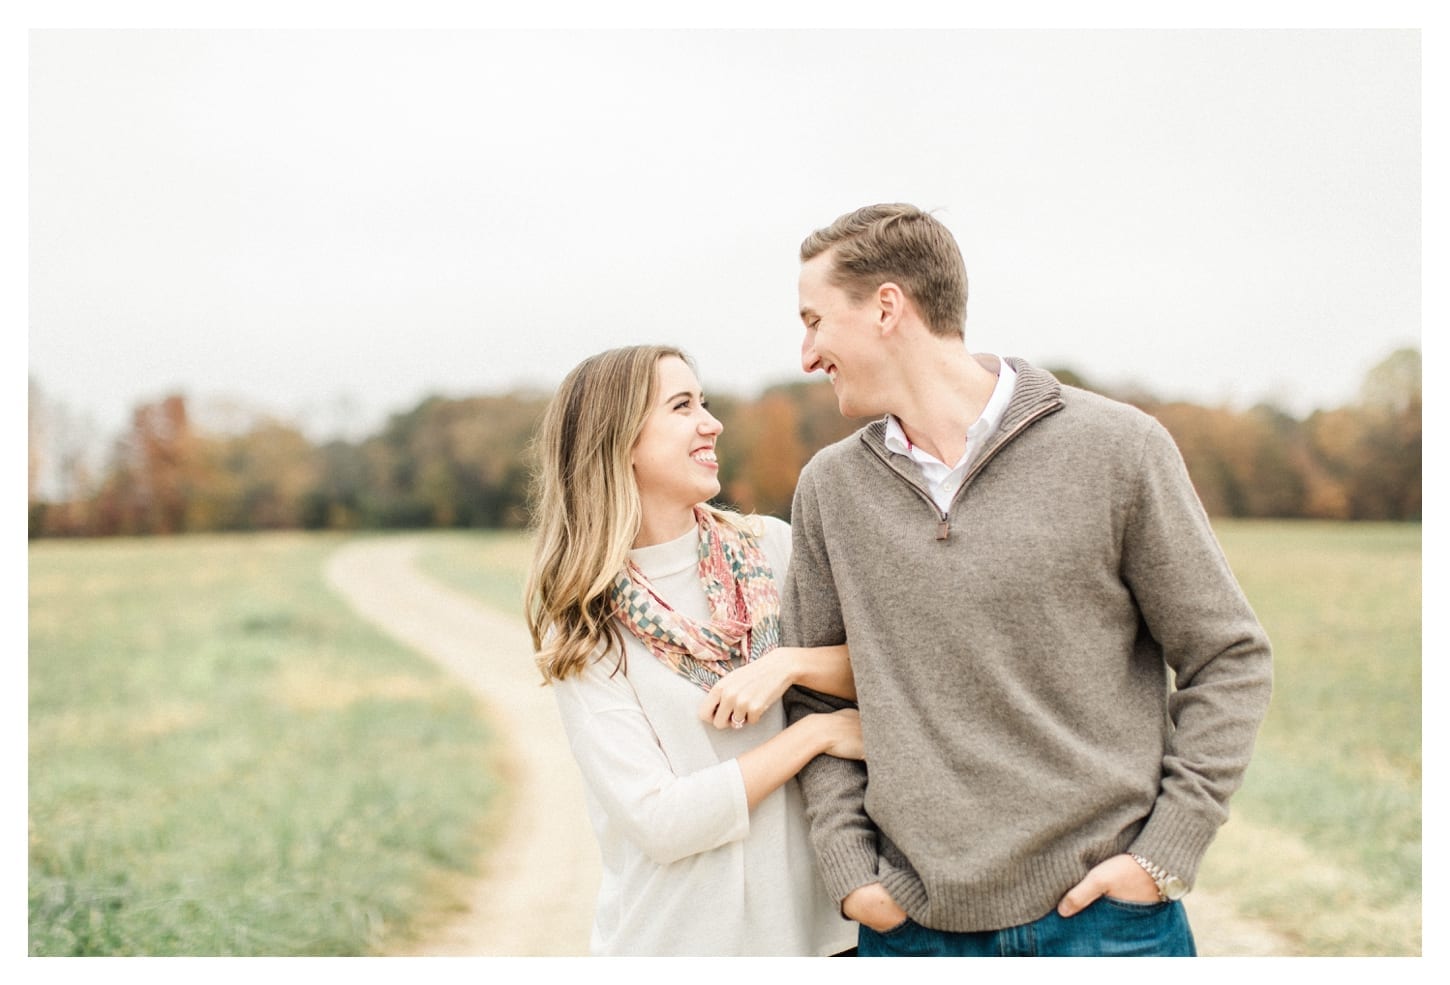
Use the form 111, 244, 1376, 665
748, 513, 790, 539
729, 512, 789, 548
739, 513, 791, 573
540, 624, 632, 687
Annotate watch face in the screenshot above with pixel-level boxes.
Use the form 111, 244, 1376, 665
1162, 876, 1188, 901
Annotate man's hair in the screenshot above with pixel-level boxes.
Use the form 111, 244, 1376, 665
800, 203, 968, 338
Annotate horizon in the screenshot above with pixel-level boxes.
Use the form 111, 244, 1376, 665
29, 338, 1422, 456
28, 30, 1420, 449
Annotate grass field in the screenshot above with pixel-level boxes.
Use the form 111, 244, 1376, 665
1199, 521, 1422, 956
28, 533, 502, 956
413, 529, 536, 618
29, 521, 1421, 956
416, 520, 1423, 957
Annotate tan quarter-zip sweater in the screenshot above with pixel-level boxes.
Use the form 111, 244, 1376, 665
781, 359, 1273, 933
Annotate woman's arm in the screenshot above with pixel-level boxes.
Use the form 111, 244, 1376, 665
699, 644, 854, 730
738, 707, 861, 809
555, 658, 862, 864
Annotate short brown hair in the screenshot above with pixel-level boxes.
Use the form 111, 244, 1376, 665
800, 204, 968, 338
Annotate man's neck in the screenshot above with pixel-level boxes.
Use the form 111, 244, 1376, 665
890, 349, 1002, 466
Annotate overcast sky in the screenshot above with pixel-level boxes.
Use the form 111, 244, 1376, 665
28, 27, 1421, 442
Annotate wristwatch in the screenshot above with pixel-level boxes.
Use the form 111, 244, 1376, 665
1130, 853, 1188, 901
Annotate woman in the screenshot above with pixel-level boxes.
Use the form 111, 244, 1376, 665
525, 345, 861, 957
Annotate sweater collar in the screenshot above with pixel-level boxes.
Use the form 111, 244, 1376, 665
628, 523, 700, 578
883, 356, 1018, 463
862, 357, 1064, 458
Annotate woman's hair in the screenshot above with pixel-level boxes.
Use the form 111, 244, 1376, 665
525, 344, 749, 684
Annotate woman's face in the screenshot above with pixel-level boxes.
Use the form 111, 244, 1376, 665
631, 356, 724, 520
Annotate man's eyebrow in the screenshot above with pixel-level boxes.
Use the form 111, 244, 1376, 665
799, 305, 817, 320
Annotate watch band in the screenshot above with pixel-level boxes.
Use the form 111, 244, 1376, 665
1130, 853, 1180, 902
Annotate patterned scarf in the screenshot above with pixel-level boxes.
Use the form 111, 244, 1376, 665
610, 507, 781, 692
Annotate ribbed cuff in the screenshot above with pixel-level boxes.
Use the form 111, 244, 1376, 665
815, 836, 882, 907
1128, 801, 1222, 887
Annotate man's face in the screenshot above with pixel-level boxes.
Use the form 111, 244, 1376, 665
798, 251, 884, 418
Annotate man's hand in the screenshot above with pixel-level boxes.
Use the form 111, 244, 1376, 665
843, 882, 909, 932
1057, 853, 1161, 917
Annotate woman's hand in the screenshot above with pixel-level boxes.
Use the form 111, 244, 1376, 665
698, 649, 800, 729
736, 708, 862, 809
818, 707, 864, 760
698, 644, 855, 730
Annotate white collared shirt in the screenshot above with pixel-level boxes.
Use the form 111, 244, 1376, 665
884, 357, 1017, 513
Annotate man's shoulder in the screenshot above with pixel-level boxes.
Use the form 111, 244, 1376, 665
1056, 383, 1161, 437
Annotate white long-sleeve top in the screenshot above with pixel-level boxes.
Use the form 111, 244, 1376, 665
551, 515, 856, 956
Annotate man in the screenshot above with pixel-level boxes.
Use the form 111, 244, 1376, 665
780, 203, 1273, 957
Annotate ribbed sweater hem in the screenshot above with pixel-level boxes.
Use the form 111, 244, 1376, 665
887, 844, 1132, 933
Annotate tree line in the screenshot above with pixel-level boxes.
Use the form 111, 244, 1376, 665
28, 348, 1420, 539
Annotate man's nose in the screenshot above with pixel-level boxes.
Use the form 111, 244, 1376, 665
801, 334, 820, 374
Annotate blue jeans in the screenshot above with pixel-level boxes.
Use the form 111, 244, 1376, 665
857, 897, 1197, 957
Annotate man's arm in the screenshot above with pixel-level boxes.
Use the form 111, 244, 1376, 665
779, 466, 887, 911
1118, 420, 1274, 885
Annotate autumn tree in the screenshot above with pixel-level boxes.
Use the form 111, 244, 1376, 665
717, 392, 807, 519
91, 394, 199, 535
27, 346, 1420, 535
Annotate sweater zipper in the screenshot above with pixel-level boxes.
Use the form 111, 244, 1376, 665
866, 400, 1064, 541
862, 446, 955, 540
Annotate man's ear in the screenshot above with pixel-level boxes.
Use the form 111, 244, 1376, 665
876, 282, 906, 336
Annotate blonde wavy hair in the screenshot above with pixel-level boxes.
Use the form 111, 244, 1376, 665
525, 345, 751, 684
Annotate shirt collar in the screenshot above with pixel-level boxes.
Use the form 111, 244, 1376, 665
884, 356, 1018, 460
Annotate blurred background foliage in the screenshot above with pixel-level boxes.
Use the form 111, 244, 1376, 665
28, 347, 1420, 538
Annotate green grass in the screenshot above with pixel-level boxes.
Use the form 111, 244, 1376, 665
28, 533, 502, 956
32, 522, 1417, 956
415, 522, 1423, 956
412, 529, 534, 618
1198, 520, 1421, 956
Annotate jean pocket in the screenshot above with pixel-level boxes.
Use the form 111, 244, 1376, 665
1100, 895, 1168, 914
867, 916, 911, 937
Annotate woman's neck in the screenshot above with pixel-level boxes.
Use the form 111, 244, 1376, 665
633, 504, 697, 548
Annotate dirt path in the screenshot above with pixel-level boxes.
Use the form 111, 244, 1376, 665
324, 534, 1291, 957
325, 536, 599, 956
